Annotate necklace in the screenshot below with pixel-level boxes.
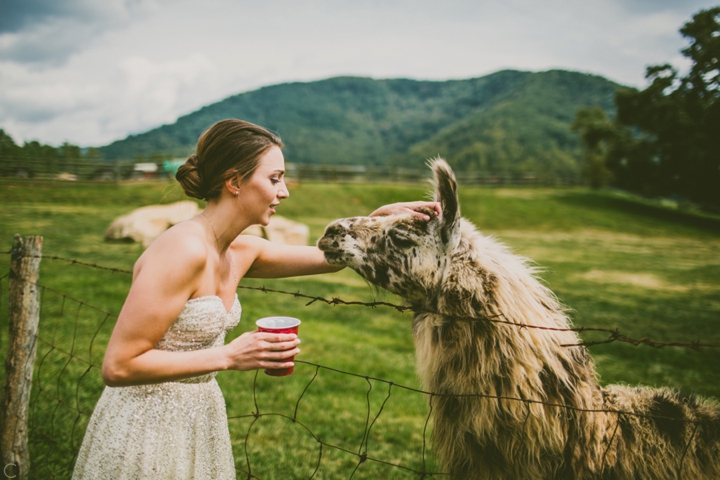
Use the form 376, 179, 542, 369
201, 211, 239, 284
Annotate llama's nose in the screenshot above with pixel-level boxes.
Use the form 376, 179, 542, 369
318, 222, 348, 252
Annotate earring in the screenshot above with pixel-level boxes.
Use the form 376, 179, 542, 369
235, 190, 239, 195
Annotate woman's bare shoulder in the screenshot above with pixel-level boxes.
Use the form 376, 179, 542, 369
134, 220, 209, 277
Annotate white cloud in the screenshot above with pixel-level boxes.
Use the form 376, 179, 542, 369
0, 51, 217, 145
118, 54, 216, 128
0, 0, 717, 146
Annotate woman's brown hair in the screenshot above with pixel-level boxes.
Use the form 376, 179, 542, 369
176, 119, 283, 200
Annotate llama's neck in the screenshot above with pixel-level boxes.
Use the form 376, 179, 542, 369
413, 224, 600, 407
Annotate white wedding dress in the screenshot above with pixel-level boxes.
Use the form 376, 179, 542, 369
72, 295, 241, 480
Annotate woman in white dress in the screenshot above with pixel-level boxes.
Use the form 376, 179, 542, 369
72, 119, 440, 479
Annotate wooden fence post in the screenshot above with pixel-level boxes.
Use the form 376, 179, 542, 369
1, 234, 42, 480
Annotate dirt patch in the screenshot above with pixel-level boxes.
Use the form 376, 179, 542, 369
493, 229, 720, 265
574, 270, 718, 292
494, 229, 718, 248
579, 270, 672, 289
491, 189, 556, 200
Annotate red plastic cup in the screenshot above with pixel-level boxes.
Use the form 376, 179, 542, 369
255, 316, 301, 376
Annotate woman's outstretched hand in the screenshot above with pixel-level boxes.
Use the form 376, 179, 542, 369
223, 331, 300, 372
369, 201, 442, 221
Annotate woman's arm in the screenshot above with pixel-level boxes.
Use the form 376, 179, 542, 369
102, 227, 300, 386
242, 239, 342, 278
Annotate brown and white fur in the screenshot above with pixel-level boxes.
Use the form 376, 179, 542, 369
317, 159, 720, 479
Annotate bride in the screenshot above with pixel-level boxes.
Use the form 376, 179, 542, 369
72, 118, 440, 479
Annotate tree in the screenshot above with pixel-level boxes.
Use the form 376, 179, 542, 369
0, 130, 94, 177
612, 7, 720, 207
0, 129, 22, 158
85, 147, 103, 161
59, 142, 81, 160
570, 107, 616, 188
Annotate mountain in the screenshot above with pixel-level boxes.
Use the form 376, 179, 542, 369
98, 70, 621, 178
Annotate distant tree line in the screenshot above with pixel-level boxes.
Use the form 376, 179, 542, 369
0, 129, 102, 162
573, 7, 720, 210
0, 130, 109, 178
0, 130, 183, 179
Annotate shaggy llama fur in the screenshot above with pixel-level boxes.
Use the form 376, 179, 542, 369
317, 159, 720, 479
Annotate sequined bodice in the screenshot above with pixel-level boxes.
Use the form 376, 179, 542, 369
154, 294, 241, 352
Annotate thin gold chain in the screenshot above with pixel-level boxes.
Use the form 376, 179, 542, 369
201, 211, 239, 284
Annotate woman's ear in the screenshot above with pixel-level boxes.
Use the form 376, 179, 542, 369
225, 175, 241, 196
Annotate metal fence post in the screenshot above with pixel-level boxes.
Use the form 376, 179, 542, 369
1, 234, 42, 480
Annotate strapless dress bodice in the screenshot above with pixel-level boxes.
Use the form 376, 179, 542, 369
154, 294, 241, 352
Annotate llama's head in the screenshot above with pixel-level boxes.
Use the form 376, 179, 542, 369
318, 159, 461, 304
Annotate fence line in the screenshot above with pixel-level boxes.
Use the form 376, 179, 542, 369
12, 277, 719, 424
286, 164, 583, 187
10, 251, 720, 351
0, 157, 583, 186
2, 248, 719, 478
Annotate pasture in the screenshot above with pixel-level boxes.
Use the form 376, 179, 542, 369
1, 178, 719, 479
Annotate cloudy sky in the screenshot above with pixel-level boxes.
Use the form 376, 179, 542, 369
0, 0, 717, 148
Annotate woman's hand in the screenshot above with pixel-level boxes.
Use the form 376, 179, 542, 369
223, 331, 301, 371
369, 201, 442, 221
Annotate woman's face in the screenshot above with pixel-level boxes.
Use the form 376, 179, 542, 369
237, 146, 289, 226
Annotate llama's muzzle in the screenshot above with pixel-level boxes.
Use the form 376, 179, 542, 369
317, 222, 349, 264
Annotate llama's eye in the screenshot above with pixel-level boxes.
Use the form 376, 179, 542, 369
389, 230, 418, 249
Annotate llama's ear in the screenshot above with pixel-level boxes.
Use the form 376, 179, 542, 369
429, 158, 460, 244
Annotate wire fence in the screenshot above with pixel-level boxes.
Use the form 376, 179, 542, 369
0, 157, 583, 186
14, 253, 720, 351
1, 251, 719, 479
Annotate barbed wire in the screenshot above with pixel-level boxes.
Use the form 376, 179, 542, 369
1, 273, 717, 479
6, 251, 720, 351
2, 252, 134, 275
242, 283, 720, 350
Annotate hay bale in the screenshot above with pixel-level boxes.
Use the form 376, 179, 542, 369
106, 202, 309, 247
242, 216, 309, 246
105, 201, 200, 247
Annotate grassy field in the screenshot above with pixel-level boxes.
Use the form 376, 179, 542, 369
1, 178, 719, 479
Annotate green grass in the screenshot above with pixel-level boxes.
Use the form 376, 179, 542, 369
1, 178, 719, 479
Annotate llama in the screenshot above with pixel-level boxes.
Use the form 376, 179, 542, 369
317, 159, 720, 479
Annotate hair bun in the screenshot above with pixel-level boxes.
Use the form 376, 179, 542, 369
176, 153, 207, 199
186, 153, 199, 167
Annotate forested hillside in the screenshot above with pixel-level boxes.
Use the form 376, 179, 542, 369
98, 70, 621, 178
